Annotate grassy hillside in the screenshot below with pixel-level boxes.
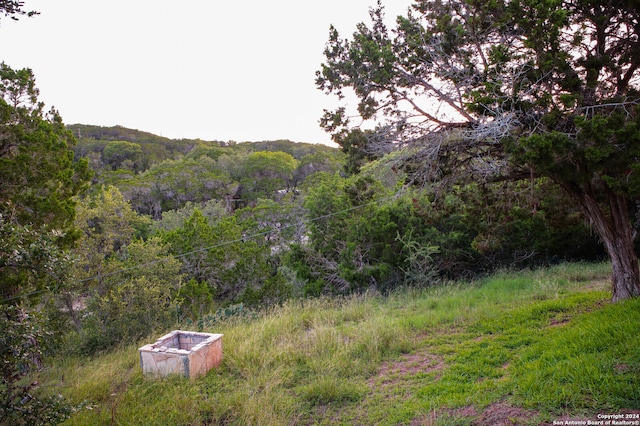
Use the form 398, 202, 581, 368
37, 262, 639, 425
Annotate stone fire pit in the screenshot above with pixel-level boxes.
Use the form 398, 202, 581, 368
138, 330, 223, 379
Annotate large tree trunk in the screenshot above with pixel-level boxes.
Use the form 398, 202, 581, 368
569, 186, 640, 302
606, 192, 640, 302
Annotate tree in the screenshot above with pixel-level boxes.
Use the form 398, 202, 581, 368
0, 1, 38, 22
0, 305, 72, 424
0, 63, 89, 300
152, 199, 228, 232
74, 186, 147, 279
292, 170, 490, 294
317, 0, 640, 301
130, 157, 233, 217
68, 186, 151, 329
0, 61, 87, 422
160, 209, 277, 304
291, 149, 344, 187
102, 140, 143, 171
0, 215, 72, 303
241, 151, 299, 202
0, 64, 90, 236
77, 237, 182, 354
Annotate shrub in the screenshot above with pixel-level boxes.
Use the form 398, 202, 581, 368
0, 306, 73, 424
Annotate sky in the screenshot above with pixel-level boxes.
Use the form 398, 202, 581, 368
0, 1, 413, 145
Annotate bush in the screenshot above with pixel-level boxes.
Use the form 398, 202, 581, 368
175, 278, 215, 322
0, 306, 73, 424
77, 276, 178, 354
188, 303, 257, 330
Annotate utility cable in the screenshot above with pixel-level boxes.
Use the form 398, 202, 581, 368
1, 192, 401, 304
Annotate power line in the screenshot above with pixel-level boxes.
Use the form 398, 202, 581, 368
1, 192, 401, 304
78, 193, 397, 283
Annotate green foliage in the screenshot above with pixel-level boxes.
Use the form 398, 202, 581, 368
32, 262, 639, 425
73, 125, 343, 218
289, 175, 446, 293
301, 172, 351, 254
316, 0, 640, 299
102, 140, 143, 171
241, 273, 292, 307
396, 230, 440, 286
78, 277, 176, 355
109, 157, 233, 218
152, 199, 227, 232
0, 305, 73, 425
235, 197, 307, 253
0, 61, 89, 424
184, 144, 226, 161
0, 63, 90, 304
160, 209, 283, 305
294, 176, 438, 291
457, 180, 604, 265
243, 139, 335, 160
66, 186, 160, 336
76, 237, 181, 354
0, 214, 72, 303
335, 128, 382, 176
73, 186, 150, 282
0, 63, 89, 244
240, 151, 299, 202
508, 113, 640, 197
287, 169, 601, 295
293, 149, 344, 187
175, 278, 215, 322
189, 303, 257, 330
90, 147, 313, 217
69, 124, 208, 168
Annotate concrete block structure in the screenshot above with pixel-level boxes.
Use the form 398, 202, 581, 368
139, 330, 223, 379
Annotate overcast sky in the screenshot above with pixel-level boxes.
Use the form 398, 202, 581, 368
0, 1, 412, 145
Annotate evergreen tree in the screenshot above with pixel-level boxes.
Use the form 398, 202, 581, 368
0, 47, 87, 426
317, 0, 640, 301
0, 63, 89, 300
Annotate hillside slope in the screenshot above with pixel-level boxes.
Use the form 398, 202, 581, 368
38, 262, 639, 425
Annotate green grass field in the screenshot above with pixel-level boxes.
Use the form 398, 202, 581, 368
37, 262, 640, 425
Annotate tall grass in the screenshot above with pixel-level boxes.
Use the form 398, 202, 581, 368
34, 261, 639, 425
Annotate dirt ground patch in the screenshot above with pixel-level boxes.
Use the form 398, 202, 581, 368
474, 402, 539, 425
370, 352, 539, 425
410, 402, 539, 425
377, 352, 445, 379
368, 350, 445, 397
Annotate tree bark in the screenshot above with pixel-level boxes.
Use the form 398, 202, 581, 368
606, 192, 640, 302
62, 292, 82, 332
567, 185, 640, 302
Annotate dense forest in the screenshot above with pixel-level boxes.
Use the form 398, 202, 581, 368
22, 123, 609, 353
3, 0, 640, 422
6, 120, 608, 328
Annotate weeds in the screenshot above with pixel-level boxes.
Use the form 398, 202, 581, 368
34, 261, 640, 425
